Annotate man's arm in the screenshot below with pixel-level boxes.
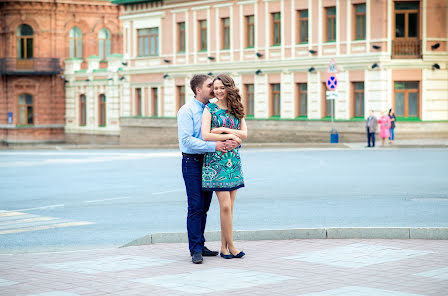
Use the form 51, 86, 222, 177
178, 108, 216, 153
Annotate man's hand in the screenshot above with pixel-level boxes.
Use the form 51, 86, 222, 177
215, 141, 227, 152
225, 140, 240, 150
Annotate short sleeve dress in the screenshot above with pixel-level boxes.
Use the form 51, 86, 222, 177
202, 103, 245, 191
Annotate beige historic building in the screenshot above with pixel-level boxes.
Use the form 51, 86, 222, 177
64, 0, 448, 144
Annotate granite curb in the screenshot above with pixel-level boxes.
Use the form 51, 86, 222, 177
121, 227, 448, 247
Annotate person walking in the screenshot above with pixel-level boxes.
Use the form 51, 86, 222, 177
378, 111, 391, 147
388, 108, 396, 144
366, 110, 378, 148
177, 74, 240, 264
201, 74, 247, 259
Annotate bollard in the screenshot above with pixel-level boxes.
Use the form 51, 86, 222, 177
330, 129, 339, 143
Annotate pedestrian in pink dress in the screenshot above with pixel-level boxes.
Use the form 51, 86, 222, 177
378, 111, 391, 147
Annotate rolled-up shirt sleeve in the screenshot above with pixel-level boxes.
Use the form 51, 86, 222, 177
178, 107, 215, 153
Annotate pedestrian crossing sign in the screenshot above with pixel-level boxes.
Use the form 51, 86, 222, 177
327, 58, 339, 74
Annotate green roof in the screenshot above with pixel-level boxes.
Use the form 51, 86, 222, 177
111, 0, 161, 4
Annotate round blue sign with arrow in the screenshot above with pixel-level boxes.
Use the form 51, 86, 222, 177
326, 75, 338, 91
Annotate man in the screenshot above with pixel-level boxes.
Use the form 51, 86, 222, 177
177, 74, 240, 264
366, 110, 378, 148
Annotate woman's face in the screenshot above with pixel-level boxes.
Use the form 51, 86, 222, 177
213, 79, 227, 101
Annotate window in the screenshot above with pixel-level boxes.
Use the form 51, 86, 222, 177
152, 87, 158, 116
246, 15, 255, 48
135, 88, 142, 116
199, 20, 207, 51
326, 7, 336, 42
178, 22, 186, 52
99, 94, 106, 126
17, 24, 34, 59
138, 28, 158, 56
18, 94, 33, 125
297, 10, 309, 43
394, 81, 419, 118
271, 84, 281, 117
272, 12, 281, 46
354, 4, 366, 40
395, 2, 419, 38
297, 83, 307, 117
323, 83, 334, 118
353, 82, 364, 118
98, 28, 111, 60
245, 84, 254, 116
80, 94, 86, 126
177, 85, 185, 111
393, 2, 420, 57
149, 28, 159, 56
69, 27, 82, 58
222, 18, 230, 49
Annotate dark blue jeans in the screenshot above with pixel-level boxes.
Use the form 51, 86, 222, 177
182, 154, 213, 255
367, 128, 375, 147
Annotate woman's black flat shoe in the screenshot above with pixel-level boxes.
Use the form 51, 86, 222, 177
232, 251, 245, 258
220, 252, 233, 259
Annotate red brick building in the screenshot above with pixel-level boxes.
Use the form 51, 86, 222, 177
0, 0, 121, 144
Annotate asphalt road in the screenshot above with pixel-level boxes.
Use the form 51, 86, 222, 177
1, 148, 447, 253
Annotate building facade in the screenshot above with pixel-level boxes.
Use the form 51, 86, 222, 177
0, 0, 121, 144
64, 0, 447, 144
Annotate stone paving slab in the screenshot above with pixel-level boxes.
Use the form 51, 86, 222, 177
0, 239, 447, 295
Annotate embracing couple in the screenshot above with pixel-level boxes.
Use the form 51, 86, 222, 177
177, 73, 247, 264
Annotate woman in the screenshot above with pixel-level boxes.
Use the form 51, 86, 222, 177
378, 111, 391, 147
388, 108, 396, 144
201, 73, 247, 259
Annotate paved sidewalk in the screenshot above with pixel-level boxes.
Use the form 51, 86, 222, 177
1, 239, 447, 295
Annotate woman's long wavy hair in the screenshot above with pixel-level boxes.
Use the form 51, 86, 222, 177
212, 73, 245, 119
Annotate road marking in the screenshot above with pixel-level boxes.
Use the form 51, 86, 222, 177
0, 211, 24, 217
0, 210, 94, 235
0, 217, 56, 227
14, 204, 65, 211
85, 197, 130, 203
152, 189, 184, 195
0, 221, 94, 235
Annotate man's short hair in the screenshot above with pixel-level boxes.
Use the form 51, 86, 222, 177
190, 74, 211, 96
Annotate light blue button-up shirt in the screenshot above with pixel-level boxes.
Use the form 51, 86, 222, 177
177, 97, 215, 154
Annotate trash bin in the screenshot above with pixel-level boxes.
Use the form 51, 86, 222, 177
330, 129, 339, 143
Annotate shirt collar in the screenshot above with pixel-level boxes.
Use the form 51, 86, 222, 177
193, 97, 206, 109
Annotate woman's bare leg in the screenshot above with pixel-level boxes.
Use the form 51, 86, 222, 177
216, 191, 240, 255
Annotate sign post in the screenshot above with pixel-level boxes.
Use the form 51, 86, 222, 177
327, 59, 339, 143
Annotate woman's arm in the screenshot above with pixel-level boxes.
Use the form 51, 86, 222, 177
210, 118, 248, 139
202, 108, 242, 142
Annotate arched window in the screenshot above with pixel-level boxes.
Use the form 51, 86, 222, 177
80, 94, 87, 126
99, 94, 106, 126
17, 24, 34, 59
18, 94, 33, 125
98, 28, 111, 60
69, 27, 82, 58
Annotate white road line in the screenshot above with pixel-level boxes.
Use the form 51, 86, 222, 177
0, 221, 95, 235
14, 204, 65, 212
152, 189, 185, 195
85, 197, 130, 203
0, 217, 56, 227
0, 152, 180, 167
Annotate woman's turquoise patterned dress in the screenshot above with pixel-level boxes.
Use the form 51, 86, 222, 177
202, 103, 245, 191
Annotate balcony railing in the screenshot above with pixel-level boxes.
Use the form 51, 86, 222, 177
0, 58, 62, 75
392, 39, 421, 58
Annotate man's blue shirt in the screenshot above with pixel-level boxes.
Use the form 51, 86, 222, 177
177, 97, 215, 154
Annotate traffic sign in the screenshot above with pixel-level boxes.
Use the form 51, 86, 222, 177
326, 76, 338, 90
327, 58, 339, 74
326, 90, 339, 100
